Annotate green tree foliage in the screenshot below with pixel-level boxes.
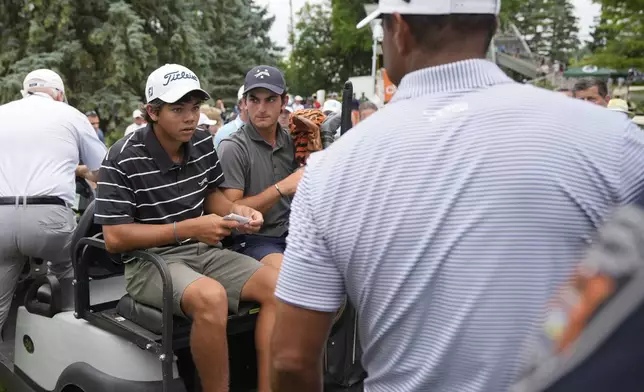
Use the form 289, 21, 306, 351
513, 0, 580, 62
284, 0, 372, 95
582, 2, 644, 70
0, 0, 279, 143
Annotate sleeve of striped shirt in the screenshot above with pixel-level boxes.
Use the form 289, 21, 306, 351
620, 122, 644, 204
95, 158, 136, 225
207, 144, 225, 192
217, 141, 247, 190
275, 165, 346, 313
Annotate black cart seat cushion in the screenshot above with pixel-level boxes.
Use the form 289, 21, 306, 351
116, 295, 259, 335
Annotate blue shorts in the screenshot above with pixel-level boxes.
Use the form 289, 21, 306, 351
232, 234, 287, 262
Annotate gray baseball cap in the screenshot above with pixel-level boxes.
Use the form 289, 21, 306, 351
243, 66, 286, 96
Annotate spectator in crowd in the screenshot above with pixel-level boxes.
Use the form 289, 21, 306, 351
292, 95, 304, 111
200, 104, 223, 134
573, 78, 610, 107
279, 106, 293, 129
312, 94, 321, 109
197, 113, 218, 136
269, 2, 644, 392
85, 110, 105, 143
358, 101, 379, 121
124, 109, 147, 136
215, 99, 228, 122
215, 86, 247, 148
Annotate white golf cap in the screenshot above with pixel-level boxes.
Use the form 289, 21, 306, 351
22, 69, 65, 94
199, 113, 217, 126
132, 109, 143, 119
357, 0, 501, 29
323, 99, 342, 114
295, 95, 303, 101
237, 85, 245, 101
145, 64, 210, 103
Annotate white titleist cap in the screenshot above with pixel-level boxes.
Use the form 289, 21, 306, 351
132, 109, 143, 119
357, 0, 501, 29
145, 64, 210, 103
22, 69, 65, 94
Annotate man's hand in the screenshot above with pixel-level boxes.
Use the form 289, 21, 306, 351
75, 165, 90, 178
231, 204, 264, 234
76, 165, 99, 183
191, 215, 241, 245
277, 168, 304, 196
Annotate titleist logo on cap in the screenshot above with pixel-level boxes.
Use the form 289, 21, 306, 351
163, 71, 198, 86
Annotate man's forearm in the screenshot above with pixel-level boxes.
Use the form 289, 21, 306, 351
235, 185, 282, 215
270, 366, 323, 392
103, 219, 197, 254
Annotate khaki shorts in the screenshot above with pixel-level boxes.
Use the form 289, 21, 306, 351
124, 242, 262, 318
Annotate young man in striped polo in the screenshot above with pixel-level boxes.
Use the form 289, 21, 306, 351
95, 64, 278, 392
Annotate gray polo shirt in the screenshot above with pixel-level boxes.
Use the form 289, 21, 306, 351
218, 123, 297, 237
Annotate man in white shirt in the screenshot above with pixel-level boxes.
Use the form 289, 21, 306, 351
214, 86, 247, 148
124, 109, 147, 135
0, 69, 107, 339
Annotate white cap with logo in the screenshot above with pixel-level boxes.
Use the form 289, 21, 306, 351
145, 64, 210, 103
22, 69, 66, 97
132, 109, 144, 119
357, 0, 501, 29
237, 85, 245, 102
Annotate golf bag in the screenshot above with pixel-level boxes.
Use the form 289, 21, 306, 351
324, 298, 366, 392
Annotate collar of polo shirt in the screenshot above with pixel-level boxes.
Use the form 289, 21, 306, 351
245, 121, 289, 149
142, 125, 200, 172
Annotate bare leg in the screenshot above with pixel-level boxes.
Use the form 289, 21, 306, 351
259, 253, 283, 270
182, 277, 230, 392
241, 266, 278, 392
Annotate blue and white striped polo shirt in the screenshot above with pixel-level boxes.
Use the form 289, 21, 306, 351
275, 59, 644, 392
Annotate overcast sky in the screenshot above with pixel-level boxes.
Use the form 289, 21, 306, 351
256, 0, 601, 51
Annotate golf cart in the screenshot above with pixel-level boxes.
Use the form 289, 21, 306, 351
0, 177, 260, 392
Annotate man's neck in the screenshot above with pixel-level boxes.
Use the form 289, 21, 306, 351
408, 49, 487, 74
153, 125, 183, 161
254, 122, 278, 146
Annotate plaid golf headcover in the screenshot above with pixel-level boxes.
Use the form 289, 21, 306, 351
288, 109, 326, 166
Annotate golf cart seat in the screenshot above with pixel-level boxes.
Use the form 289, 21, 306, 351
71, 201, 260, 388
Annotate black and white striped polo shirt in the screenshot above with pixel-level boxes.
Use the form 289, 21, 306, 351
95, 125, 222, 225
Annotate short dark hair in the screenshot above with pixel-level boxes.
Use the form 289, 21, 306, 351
382, 14, 497, 55
572, 78, 608, 98
555, 87, 570, 93
143, 91, 207, 124
359, 101, 378, 113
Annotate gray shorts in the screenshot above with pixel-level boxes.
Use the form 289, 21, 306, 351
124, 242, 262, 317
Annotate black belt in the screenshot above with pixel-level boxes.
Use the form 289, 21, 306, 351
0, 196, 66, 206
